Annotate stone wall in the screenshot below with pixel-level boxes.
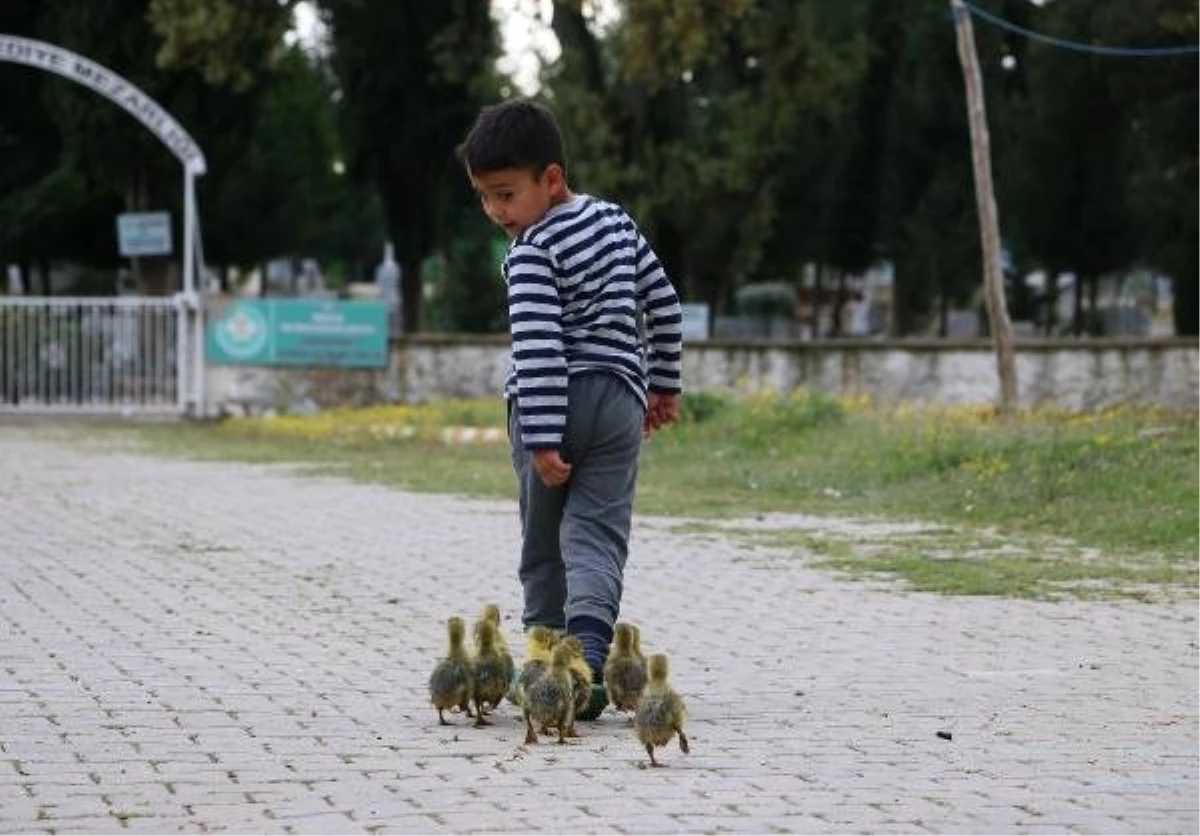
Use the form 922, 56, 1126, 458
204, 334, 1198, 415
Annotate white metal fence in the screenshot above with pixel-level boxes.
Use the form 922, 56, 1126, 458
0, 296, 190, 414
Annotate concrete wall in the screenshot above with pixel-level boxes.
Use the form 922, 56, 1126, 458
205, 334, 1198, 415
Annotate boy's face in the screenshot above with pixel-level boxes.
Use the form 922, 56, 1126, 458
468, 165, 565, 239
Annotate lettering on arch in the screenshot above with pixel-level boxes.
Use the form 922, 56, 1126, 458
0, 34, 206, 175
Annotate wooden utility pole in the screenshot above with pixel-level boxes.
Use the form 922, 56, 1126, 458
950, 0, 1018, 415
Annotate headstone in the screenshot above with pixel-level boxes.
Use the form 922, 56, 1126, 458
375, 241, 402, 335
680, 303, 710, 341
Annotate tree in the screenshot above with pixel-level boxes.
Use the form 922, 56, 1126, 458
1093, 2, 1198, 335
323, 0, 499, 332
0, 2, 107, 287
200, 47, 347, 273
543, 0, 866, 316
877, 2, 986, 336
148, 0, 296, 91
0, 0, 367, 293
1003, 1, 1145, 335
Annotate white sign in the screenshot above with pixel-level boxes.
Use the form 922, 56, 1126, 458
117, 212, 173, 257
680, 302, 710, 341
0, 35, 206, 174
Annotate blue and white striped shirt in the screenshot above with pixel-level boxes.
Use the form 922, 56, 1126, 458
504, 194, 683, 450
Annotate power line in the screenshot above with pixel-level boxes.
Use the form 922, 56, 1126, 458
958, 1, 1200, 58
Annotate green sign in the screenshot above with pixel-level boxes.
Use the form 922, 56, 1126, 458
206, 299, 388, 368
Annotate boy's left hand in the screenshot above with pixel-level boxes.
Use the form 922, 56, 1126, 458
532, 448, 572, 487
645, 392, 681, 435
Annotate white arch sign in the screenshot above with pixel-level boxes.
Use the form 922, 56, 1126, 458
0, 33, 208, 297
0, 34, 206, 174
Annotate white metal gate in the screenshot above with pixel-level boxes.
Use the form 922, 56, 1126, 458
0, 296, 196, 414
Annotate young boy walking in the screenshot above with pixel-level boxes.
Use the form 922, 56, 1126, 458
456, 99, 683, 718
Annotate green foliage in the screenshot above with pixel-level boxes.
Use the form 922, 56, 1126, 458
725, 390, 845, 451
148, 0, 293, 91
325, 0, 500, 331
424, 208, 508, 333
1093, 2, 1198, 335
2, 0, 1193, 340
734, 281, 797, 318
0, 0, 370, 285
543, 0, 867, 311
877, 2, 986, 335
678, 390, 730, 424
202, 46, 348, 267
1001, 2, 1142, 334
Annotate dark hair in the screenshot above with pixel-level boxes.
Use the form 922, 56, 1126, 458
456, 99, 567, 177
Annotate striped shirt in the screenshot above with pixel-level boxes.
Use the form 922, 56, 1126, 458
504, 194, 683, 450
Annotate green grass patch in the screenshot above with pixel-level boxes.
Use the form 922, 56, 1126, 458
76, 390, 1198, 601
819, 551, 1194, 601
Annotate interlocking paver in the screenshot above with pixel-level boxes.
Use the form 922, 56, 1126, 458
0, 427, 1196, 834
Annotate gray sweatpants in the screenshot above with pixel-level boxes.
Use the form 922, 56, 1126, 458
508, 372, 644, 632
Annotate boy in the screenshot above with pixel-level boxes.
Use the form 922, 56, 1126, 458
456, 99, 683, 719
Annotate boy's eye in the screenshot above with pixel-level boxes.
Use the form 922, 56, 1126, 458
497, 192, 513, 202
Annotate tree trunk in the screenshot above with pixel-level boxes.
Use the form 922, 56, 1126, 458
830, 272, 847, 337
810, 264, 823, 340
951, 0, 1018, 414
1173, 272, 1198, 336
1088, 275, 1100, 333
401, 255, 421, 334
935, 248, 948, 337
1043, 270, 1059, 336
1072, 275, 1085, 336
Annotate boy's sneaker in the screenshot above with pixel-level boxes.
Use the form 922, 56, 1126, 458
576, 682, 608, 721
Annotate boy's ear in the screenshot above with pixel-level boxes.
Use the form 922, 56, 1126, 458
544, 163, 567, 197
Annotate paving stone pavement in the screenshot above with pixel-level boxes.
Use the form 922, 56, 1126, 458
0, 427, 1196, 835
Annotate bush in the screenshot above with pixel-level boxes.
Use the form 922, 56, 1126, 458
734, 281, 797, 319
679, 390, 730, 424
732, 389, 845, 450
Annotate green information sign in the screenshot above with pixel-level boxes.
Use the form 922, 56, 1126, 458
206, 299, 388, 368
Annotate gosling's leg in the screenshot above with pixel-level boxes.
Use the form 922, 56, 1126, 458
677, 727, 690, 754
437, 708, 449, 725
645, 742, 662, 767
473, 698, 491, 727
523, 710, 537, 745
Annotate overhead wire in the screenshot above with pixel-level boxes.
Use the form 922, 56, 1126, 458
958, 1, 1200, 58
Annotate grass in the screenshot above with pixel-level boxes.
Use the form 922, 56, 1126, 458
81, 391, 1198, 601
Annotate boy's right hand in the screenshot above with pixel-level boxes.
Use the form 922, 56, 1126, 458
532, 448, 572, 487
